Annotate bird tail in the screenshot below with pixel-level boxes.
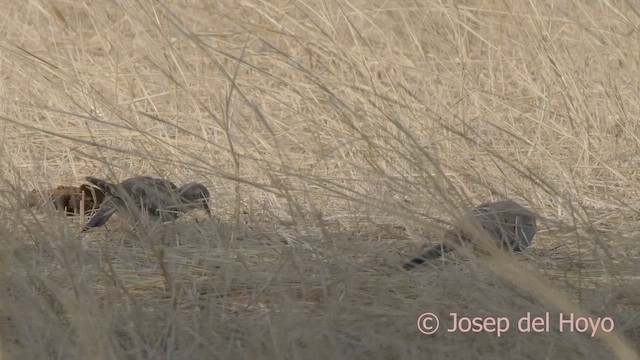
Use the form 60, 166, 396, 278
85, 176, 118, 197
82, 202, 117, 231
85, 176, 111, 191
403, 243, 454, 270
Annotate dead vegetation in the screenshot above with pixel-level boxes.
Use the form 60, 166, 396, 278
25, 184, 106, 215
0, 0, 639, 359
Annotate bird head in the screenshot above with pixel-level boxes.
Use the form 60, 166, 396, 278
514, 214, 537, 250
178, 182, 211, 215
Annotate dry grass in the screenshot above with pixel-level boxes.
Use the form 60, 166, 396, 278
0, 0, 639, 359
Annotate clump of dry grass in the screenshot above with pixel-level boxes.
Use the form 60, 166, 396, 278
1, 0, 639, 359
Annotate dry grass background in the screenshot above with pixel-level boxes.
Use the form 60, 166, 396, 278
0, 0, 639, 359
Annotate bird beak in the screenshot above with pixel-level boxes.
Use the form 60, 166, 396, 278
202, 201, 211, 217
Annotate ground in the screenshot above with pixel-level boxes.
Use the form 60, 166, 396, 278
0, 0, 638, 359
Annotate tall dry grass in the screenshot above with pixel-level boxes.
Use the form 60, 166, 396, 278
0, 0, 638, 359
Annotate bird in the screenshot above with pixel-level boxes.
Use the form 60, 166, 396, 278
403, 200, 537, 270
82, 176, 211, 231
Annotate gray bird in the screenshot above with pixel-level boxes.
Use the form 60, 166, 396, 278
403, 200, 537, 270
82, 176, 211, 231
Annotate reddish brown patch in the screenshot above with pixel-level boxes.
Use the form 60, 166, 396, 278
26, 184, 106, 215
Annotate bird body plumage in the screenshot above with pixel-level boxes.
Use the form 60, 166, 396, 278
403, 200, 537, 270
82, 176, 210, 230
